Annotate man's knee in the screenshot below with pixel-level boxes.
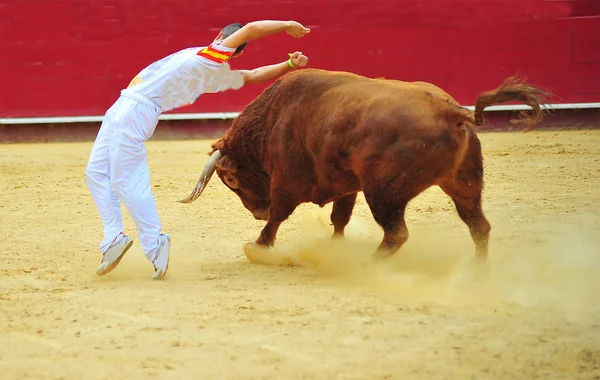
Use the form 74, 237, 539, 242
85, 162, 113, 190
85, 164, 99, 183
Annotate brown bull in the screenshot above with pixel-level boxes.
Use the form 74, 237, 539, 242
180, 68, 551, 263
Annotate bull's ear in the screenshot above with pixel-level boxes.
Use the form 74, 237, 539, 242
215, 155, 238, 173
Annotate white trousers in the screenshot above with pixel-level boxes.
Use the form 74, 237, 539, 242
85, 91, 162, 262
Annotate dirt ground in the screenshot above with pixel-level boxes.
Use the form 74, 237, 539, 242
1, 130, 600, 380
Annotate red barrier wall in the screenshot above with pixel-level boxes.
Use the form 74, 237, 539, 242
1, 0, 599, 118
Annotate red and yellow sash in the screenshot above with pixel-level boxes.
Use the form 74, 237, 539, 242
197, 44, 234, 64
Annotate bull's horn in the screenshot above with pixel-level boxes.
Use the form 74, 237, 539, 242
178, 150, 223, 204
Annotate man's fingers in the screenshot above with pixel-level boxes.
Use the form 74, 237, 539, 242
290, 25, 310, 38
291, 54, 308, 67
287, 21, 310, 37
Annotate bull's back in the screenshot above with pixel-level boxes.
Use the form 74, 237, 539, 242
287, 71, 465, 153
275, 70, 451, 143
272, 70, 472, 192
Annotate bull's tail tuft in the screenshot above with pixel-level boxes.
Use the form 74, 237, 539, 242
474, 75, 554, 131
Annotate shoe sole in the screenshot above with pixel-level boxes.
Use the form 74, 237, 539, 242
153, 235, 171, 280
96, 240, 133, 276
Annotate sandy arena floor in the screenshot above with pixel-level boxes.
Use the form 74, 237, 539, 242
1, 130, 600, 379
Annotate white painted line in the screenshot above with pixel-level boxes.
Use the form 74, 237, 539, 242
159, 112, 240, 120
1, 103, 599, 125
0, 112, 241, 125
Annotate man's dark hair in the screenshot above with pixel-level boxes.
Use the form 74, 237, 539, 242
221, 22, 247, 55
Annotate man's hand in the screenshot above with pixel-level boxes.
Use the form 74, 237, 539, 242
240, 52, 309, 85
286, 21, 311, 38
289, 52, 308, 68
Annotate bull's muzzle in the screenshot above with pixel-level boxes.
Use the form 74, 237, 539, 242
252, 209, 269, 221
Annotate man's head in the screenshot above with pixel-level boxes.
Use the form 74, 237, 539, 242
214, 22, 247, 57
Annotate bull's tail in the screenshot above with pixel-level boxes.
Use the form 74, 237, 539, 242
473, 75, 554, 131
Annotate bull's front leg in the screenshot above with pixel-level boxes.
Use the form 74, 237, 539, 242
255, 190, 300, 247
256, 219, 281, 247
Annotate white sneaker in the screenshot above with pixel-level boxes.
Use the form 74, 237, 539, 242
96, 233, 133, 276
152, 233, 171, 280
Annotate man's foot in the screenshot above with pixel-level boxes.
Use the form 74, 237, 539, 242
152, 233, 171, 280
96, 233, 133, 276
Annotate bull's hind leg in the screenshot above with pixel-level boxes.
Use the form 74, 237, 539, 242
440, 131, 491, 262
440, 182, 491, 261
363, 189, 410, 259
330, 193, 358, 238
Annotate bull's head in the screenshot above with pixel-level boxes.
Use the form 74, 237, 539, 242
178, 150, 271, 220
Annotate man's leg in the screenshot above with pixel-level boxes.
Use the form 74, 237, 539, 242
109, 102, 170, 279
86, 110, 134, 275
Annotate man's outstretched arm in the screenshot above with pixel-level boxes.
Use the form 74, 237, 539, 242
221, 20, 310, 50
239, 52, 308, 85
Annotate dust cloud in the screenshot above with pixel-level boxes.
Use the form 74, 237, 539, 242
247, 208, 600, 323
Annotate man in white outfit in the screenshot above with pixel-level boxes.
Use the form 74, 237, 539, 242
85, 20, 310, 280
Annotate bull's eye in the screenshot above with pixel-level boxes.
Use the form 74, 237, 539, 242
224, 175, 239, 189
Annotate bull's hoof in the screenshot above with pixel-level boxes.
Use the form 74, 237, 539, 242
471, 257, 490, 271
372, 249, 394, 261
465, 257, 491, 281
243, 242, 302, 267
243, 242, 269, 263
